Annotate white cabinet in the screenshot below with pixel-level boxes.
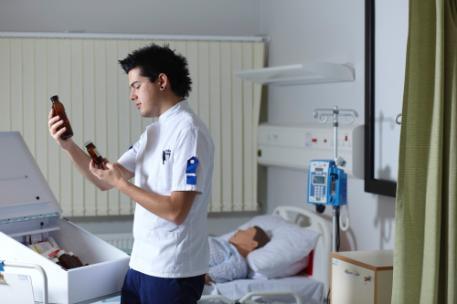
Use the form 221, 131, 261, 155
0, 132, 130, 303
331, 250, 393, 304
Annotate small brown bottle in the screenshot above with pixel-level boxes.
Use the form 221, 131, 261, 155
50, 95, 74, 140
57, 250, 84, 269
85, 141, 105, 167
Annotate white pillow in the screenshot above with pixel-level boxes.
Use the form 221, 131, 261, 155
222, 214, 320, 279
249, 255, 309, 280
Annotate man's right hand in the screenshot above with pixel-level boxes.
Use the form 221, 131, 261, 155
48, 109, 74, 150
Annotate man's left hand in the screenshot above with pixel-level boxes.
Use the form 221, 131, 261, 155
89, 160, 126, 189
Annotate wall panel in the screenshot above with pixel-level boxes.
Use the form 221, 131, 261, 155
0, 36, 264, 216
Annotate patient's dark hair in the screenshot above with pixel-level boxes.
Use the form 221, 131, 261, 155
118, 43, 192, 98
253, 226, 270, 249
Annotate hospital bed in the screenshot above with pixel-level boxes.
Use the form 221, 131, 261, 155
95, 205, 331, 304
199, 206, 331, 304
93, 205, 331, 304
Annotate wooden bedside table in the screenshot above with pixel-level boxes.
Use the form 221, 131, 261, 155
330, 250, 393, 304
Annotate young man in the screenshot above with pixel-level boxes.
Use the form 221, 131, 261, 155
48, 44, 214, 303
206, 226, 270, 284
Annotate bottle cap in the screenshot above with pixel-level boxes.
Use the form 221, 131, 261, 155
50, 95, 59, 102
84, 140, 95, 149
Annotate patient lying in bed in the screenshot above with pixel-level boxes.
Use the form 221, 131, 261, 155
205, 226, 270, 284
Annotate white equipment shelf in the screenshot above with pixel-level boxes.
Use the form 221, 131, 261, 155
236, 63, 355, 86
257, 124, 364, 178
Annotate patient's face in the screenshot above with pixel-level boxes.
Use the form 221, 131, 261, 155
229, 227, 258, 255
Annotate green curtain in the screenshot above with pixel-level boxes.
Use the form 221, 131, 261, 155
392, 0, 457, 303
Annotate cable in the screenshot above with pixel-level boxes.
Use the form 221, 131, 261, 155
315, 204, 326, 214
334, 206, 341, 252
339, 205, 350, 232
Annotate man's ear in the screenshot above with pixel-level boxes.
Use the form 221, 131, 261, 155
251, 240, 258, 249
157, 73, 169, 89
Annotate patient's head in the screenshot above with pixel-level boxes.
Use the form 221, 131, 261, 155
229, 226, 270, 257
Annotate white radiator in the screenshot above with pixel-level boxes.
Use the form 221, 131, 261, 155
0, 35, 265, 216
97, 233, 134, 255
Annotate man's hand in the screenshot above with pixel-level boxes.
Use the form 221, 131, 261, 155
89, 160, 127, 189
48, 109, 74, 150
204, 274, 213, 285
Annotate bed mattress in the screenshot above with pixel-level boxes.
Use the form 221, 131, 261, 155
202, 276, 324, 304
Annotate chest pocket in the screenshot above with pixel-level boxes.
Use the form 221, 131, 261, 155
156, 149, 173, 192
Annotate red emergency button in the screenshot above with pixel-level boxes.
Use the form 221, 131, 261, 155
312, 138, 318, 143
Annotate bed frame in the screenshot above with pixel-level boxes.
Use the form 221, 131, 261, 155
272, 206, 332, 293
200, 206, 332, 304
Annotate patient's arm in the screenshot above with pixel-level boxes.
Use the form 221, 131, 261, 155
208, 255, 248, 283
204, 274, 213, 285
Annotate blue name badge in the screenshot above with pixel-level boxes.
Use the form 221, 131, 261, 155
186, 157, 199, 185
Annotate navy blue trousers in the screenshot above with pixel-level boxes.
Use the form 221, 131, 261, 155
120, 268, 205, 304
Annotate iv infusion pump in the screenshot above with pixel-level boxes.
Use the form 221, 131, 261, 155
308, 160, 347, 206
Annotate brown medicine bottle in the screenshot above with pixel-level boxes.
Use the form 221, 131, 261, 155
50, 95, 74, 140
85, 141, 105, 167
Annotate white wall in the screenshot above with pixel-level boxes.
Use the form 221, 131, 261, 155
0, 0, 260, 36
1, 0, 397, 250
259, 0, 395, 250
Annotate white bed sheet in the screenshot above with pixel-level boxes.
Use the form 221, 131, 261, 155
202, 276, 324, 304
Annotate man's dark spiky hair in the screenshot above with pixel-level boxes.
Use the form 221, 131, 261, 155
119, 43, 192, 98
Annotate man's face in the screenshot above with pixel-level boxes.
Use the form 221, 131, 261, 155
127, 67, 161, 117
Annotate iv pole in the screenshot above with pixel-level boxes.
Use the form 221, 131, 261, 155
313, 106, 358, 252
